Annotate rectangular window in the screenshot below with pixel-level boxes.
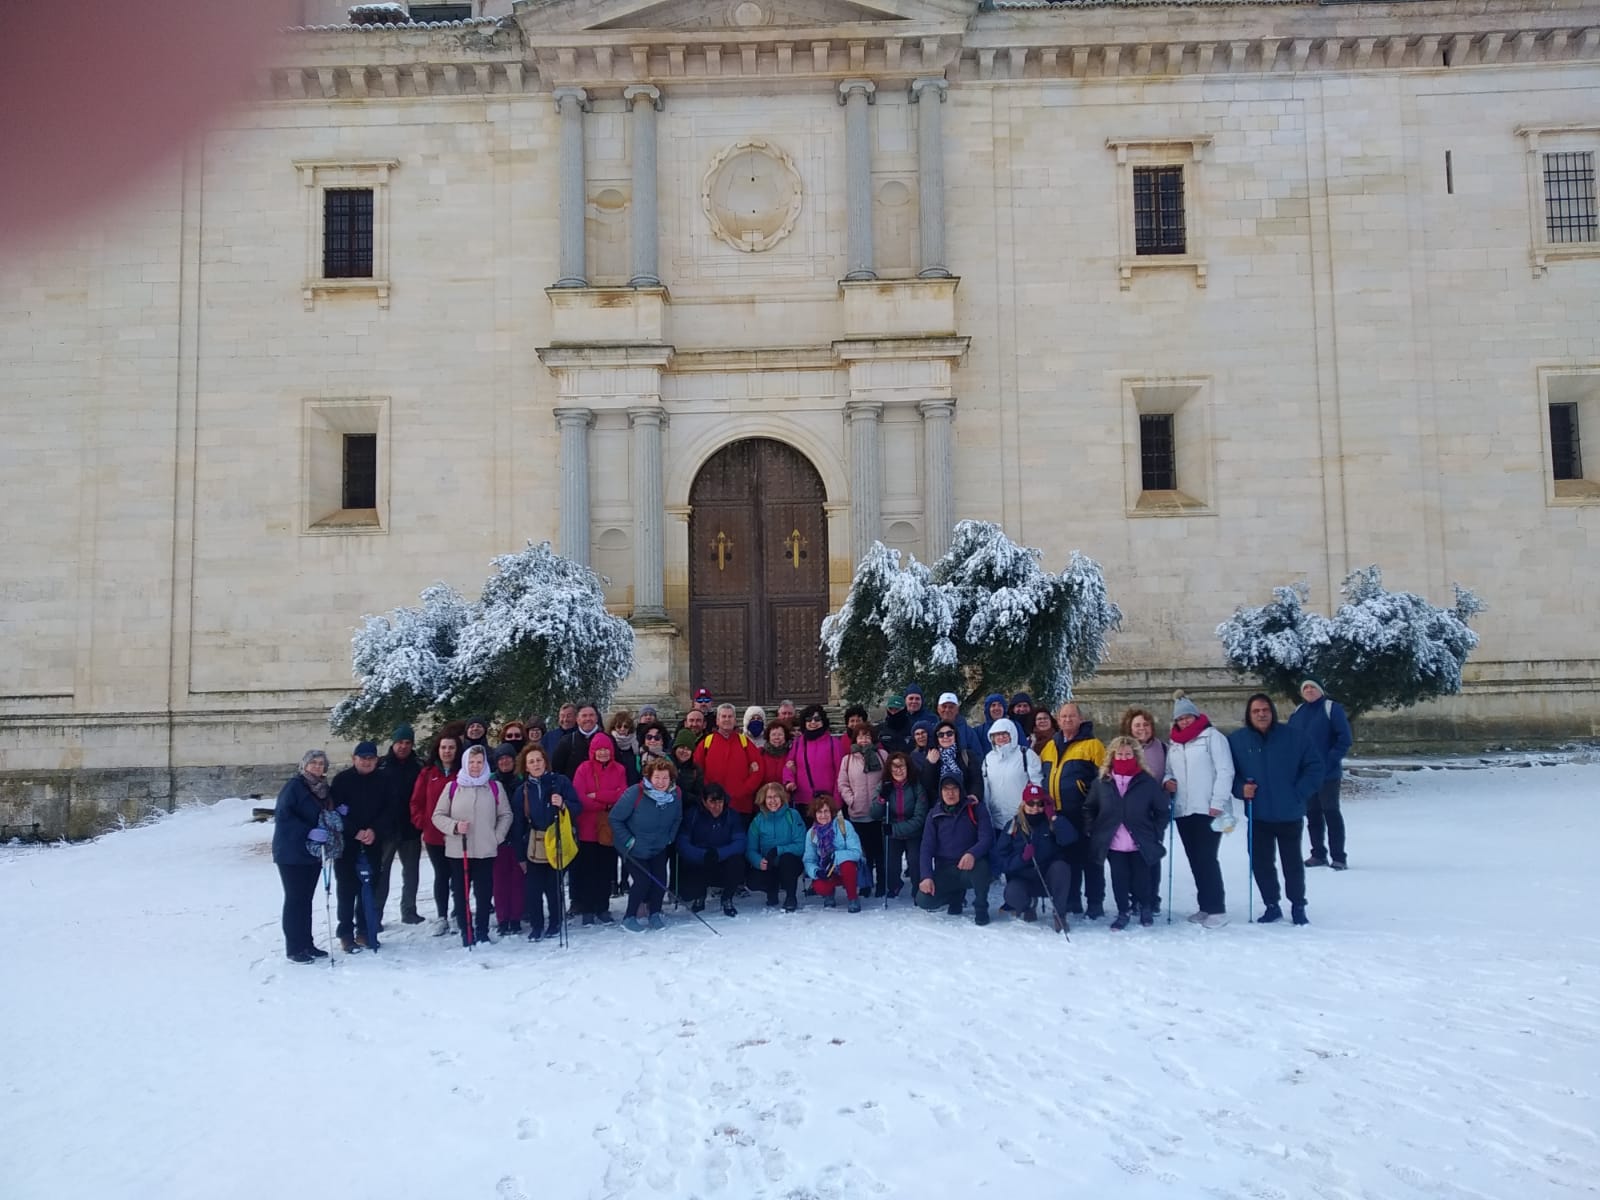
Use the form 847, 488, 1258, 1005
1543, 152, 1598, 244
1133, 166, 1186, 256
342, 433, 378, 509
323, 188, 374, 278
1550, 403, 1583, 481
408, 3, 474, 19
1139, 413, 1177, 491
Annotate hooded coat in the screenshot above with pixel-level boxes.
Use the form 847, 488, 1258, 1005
979, 718, 1043, 831
507, 770, 582, 862
678, 802, 748, 866
1227, 697, 1325, 823
1288, 693, 1355, 780
431, 772, 513, 859
571, 732, 629, 844
993, 809, 1079, 877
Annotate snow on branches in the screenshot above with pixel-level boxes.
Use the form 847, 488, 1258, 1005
1216, 566, 1484, 717
330, 542, 634, 739
820, 520, 1121, 708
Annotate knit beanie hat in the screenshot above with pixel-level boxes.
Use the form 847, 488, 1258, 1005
1172, 691, 1201, 721
391, 723, 415, 743
674, 728, 700, 751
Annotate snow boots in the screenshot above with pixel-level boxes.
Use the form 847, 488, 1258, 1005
1292, 903, 1309, 925
1257, 903, 1283, 924
847, 899, 861, 914
1139, 909, 1155, 927
623, 916, 645, 932
648, 913, 666, 931
1110, 912, 1131, 931
974, 908, 990, 927
721, 900, 738, 918
1305, 853, 1328, 867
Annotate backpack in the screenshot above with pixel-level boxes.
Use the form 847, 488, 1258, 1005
448, 778, 501, 805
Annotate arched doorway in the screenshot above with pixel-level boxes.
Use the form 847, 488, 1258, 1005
689, 438, 829, 705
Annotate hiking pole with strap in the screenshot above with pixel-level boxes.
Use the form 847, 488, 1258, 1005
1031, 851, 1069, 943
1245, 784, 1255, 923
554, 810, 567, 949
1166, 795, 1176, 926
461, 852, 474, 949
625, 851, 721, 936
320, 847, 336, 970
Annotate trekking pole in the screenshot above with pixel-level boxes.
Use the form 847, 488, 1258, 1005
1032, 854, 1069, 943
1245, 787, 1255, 923
554, 811, 567, 950
1166, 800, 1176, 927
320, 847, 335, 970
882, 829, 890, 912
461, 852, 474, 950
625, 851, 721, 936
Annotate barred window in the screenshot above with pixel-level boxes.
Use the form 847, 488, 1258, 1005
1543, 152, 1598, 244
323, 188, 375, 278
1139, 413, 1177, 491
342, 434, 378, 509
1133, 166, 1186, 256
1550, 403, 1583, 482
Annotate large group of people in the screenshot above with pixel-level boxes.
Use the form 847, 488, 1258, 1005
271, 680, 1353, 962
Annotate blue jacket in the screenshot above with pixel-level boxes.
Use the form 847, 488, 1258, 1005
919, 795, 995, 879
271, 774, 324, 867
1228, 699, 1326, 823
1288, 697, 1354, 779
803, 817, 863, 879
508, 771, 582, 857
678, 803, 748, 865
746, 804, 807, 868
609, 782, 683, 860
978, 692, 1009, 745
993, 811, 1078, 877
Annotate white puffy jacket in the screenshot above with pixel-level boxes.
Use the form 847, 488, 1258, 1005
980, 719, 1043, 830
1163, 724, 1236, 820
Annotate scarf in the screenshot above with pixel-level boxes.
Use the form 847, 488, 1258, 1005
644, 782, 676, 807
762, 740, 789, 758
301, 770, 330, 802
458, 757, 493, 788
938, 745, 960, 777
854, 744, 882, 772
802, 723, 830, 742
1169, 714, 1212, 744
611, 732, 637, 756
885, 781, 910, 820
1112, 756, 1141, 777
813, 820, 837, 871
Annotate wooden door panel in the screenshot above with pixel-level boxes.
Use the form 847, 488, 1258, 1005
760, 502, 827, 597
689, 506, 757, 600
692, 605, 753, 701
769, 601, 827, 701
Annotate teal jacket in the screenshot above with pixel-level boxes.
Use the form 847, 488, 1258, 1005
745, 804, 807, 868
610, 782, 683, 859
803, 817, 863, 880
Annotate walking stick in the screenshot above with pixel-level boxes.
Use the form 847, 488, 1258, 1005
320, 847, 335, 970
625, 851, 721, 936
554, 808, 567, 949
1031, 853, 1069, 943
1245, 785, 1255, 923
1166, 799, 1176, 926
461, 852, 474, 949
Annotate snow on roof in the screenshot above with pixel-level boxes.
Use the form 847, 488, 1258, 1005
284, 14, 504, 31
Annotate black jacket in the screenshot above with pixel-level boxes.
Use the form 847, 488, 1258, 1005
330, 764, 390, 859
552, 726, 600, 780
1085, 772, 1170, 867
379, 749, 423, 842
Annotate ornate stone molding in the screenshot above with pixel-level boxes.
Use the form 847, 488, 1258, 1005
700, 140, 805, 254
256, 60, 533, 100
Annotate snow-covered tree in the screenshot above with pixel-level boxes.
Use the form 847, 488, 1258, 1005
820, 520, 1121, 708
1216, 567, 1485, 718
330, 543, 634, 739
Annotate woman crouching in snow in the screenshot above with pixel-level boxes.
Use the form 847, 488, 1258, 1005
431, 744, 511, 947
803, 794, 864, 912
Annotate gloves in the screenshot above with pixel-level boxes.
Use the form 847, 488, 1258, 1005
307, 828, 329, 844
1021, 843, 1035, 864
336, 805, 349, 817
702, 846, 719, 866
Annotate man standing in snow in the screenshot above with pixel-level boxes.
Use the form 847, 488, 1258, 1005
331, 741, 388, 951
935, 691, 985, 759
1288, 679, 1354, 870
1040, 702, 1108, 917
553, 703, 602, 779
694, 703, 763, 815
1228, 694, 1325, 925
542, 703, 577, 758
377, 724, 425, 925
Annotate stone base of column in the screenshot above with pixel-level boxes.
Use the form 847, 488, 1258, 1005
615, 622, 679, 709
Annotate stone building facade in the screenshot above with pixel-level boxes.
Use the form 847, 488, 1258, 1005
2, 0, 1599, 835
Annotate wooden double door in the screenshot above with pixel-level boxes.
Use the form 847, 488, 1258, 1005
688, 439, 829, 706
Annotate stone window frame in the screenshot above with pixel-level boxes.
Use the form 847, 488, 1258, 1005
1537, 366, 1600, 505
303, 397, 390, 534
294, 159, 399, 309
1120, 375, 1217, 517
1516, 125, 1600, 278
1107, 136, 1211, 291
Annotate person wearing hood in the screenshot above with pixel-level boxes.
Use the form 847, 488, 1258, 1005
994, 782, 1079, 931
677, 782, 747, 918
880, 693, 911, 754
331, 740, 389, 952
1288, 678, 1354, 870
552, 703, 604, 780
980, 717, 1043, 834
742, 705, 767, 743
610, 756, 685, 931
747, 782, 807, 910
978, 693, 1009, 745
377, 724, 425, 926
272, 749, 334, 963
509, 743, 581, 942
410, 732, 461, 936
1008, 692, 1035, 726
879, 751, 929, 898
1163, 692, 1235, 927
836, 722, 888, 896
571, 730, 629, 925
916, 772, 996, 925
694, 703, 764, 818
935, 692, 986, 760
489, 743, 525, 936
786, 703, 846, 820
1228, 693, 1325, 925
431, 744, 513, 947
461, 716, 491, 754
1040, 701, 1108, 918
916, 719, 984, 805
1085, 737, 1170, 931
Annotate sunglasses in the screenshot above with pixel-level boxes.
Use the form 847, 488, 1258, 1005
937, 730, 956, 739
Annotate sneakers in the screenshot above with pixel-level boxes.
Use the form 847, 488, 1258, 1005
1330, 859, 1349, 872
1187, 911, 1208, 924
783, 897, 798, 913
1022, 908, 1037, 924
544, 920, 561, 940
721, 901, 738, 918
1202, 913, 1230, 929
288, 950, 317, 964
580, 913, 596, 927
1291, 903, 1309, 926
307, 946, 329, 958
648, 913, 666, 931
823, 893, 837, 909
527, 926, 543, 942
401, 913, 425, 925
622, 916, 645, 933
1257, 903, 1283, 924
847, 899, 862, 914
1139, 909, 1154, 928
339, 936, 362, 954
432, 919, 451, 937
1110, 912, 1131, 931
1305, 854, 1329, 868
974, 909, 990, 927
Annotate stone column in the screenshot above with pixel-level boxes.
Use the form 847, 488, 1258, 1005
838, 79, 877, 281
555, 407, 593, 565
628, 406, 667, 621
554, 86, 589, 288
920, 399, 955, 559
846, 402, 882, 562
624, 84, 663, 288
910, 77, 951, 279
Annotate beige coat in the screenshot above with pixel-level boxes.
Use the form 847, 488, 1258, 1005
432, 777, 512, 859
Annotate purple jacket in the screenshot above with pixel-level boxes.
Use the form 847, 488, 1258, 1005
919, 795, 995, 879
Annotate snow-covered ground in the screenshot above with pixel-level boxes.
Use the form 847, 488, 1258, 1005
4, 764, 1598, 1200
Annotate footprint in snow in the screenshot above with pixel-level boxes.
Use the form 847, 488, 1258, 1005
516, 1116, 540, 1141
495, 1176, 529, 1200
997, 1136, 1034, 1165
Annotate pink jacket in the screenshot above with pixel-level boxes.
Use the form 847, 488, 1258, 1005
786, 731, 846, 813
836, 746, 886, 821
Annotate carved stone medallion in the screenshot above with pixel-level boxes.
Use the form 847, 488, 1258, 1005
700, 139, 804, 253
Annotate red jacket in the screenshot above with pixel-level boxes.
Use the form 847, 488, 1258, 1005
757, 746, 792, 794
694, 729, 763, 814
410, 765, 454, 847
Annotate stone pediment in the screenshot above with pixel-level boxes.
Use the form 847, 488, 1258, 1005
513, 0, 975, 36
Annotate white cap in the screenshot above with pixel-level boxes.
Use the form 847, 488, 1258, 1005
938, 692, 959, 707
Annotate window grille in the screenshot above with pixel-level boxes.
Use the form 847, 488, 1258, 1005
323, 188, 375, 278
1133, 166, 1186, 256
342, 434, 378, 509
1543, 152, 1598, 244
1550, 403, 1583, 481
1139, 413, 1178, 491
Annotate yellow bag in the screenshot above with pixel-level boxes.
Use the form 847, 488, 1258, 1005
543, 807, 580, 868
